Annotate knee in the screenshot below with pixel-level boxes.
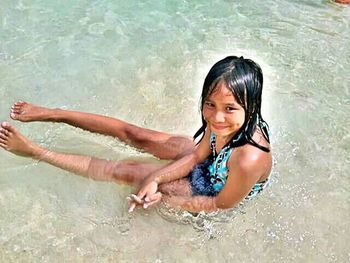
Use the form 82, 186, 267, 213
124, 125, 148, 143
114, 160, 141, 177
173, 138, 195, 160
159, 179, 192, 196
110, 161, 136, 183
158, 183, 171, 195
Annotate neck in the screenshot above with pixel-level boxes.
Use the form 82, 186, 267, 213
215, 133, 235, 145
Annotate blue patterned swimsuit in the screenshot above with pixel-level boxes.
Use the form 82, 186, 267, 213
189, 132, 270, 199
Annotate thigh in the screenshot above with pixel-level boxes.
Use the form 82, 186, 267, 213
112, 161, 193, 197
112, 160, 166, 187
53, 108, 195, 160
125, 125, 195, 160
158, 178, 192, 197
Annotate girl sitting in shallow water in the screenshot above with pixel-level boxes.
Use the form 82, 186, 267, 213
0, 56, 272, 213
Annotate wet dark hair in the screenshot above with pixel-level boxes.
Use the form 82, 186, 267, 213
193, 56, 270, 152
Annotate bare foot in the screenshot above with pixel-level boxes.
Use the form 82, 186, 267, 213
10, 101, 52, 122
0, 122, 42, 158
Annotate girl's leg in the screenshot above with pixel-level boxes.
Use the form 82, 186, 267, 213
158, 178, 192, 197
0, 122, 158, 185
10, 101, 195, 160
0, 122, 192, 195
107, 159, 192, 197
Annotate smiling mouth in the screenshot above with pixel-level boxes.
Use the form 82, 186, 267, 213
211, 123, 229, 130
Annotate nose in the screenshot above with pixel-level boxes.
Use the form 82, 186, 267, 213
214, 111, 225, 122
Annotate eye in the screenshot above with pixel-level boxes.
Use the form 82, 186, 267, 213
204, 102, 215, 108
226, 106, 236, 112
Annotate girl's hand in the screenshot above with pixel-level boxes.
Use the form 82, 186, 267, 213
143, 191, 162, 208
127, 180, 161, 212
127, 192, 162, 212
137, 180, 159, 202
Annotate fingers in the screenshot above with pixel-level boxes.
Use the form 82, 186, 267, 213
127, 194, 145, 213
136, 189, 147, 201
128, 181, 159, 212
127, 196, 138, 213
128, 202, 136, 213
144, 191, 161, 203
138, 180, 158, 200
130, 194, 143, 204
143, 192, 162, 209
127, 192, 162, 212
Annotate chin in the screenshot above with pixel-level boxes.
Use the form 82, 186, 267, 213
211, 128, 235, 137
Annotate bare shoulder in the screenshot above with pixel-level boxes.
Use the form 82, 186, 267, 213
230, 131, 272, 179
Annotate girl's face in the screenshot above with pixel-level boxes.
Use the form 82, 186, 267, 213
202, 81, 245, 140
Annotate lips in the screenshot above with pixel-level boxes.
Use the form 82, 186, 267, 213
211, 123, 229, 130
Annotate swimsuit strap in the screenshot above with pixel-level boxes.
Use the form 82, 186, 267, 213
246, 177, 271, 199
209, 132, 216, 157
208, 132, 234, 192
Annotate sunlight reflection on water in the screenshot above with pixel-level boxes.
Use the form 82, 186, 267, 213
0, 0, 349, 262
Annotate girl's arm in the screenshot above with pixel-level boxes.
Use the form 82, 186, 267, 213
163, 146, 271, 213
134, 129, 212, 200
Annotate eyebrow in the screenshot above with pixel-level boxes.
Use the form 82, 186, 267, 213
205, 99, 238, 106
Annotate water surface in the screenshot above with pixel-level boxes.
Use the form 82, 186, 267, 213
0, 0, 349, 262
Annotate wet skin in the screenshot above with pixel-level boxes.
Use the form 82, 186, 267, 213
1, 95, 272, 213
202, 81, 245, 149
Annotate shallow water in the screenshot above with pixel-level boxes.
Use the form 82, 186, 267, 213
1, 0, 349, 262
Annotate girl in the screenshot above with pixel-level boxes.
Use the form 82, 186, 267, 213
0, 56, 272, 213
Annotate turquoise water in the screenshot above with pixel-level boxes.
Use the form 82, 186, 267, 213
1, 0, 349, 262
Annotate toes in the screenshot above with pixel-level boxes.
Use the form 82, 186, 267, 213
0, 133, 8, 140
10, 101, 28, 120
14, 101, 26, 107
11, 108, 21, 114
1, 122, 9, 128
10, 113, 19, 120
0, 142, 7, 149
11, 104, 23, 113
11, 106, 22, 112
0, 127, 10, 136
0, 122, 15, 133
11, 101, 26, 112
